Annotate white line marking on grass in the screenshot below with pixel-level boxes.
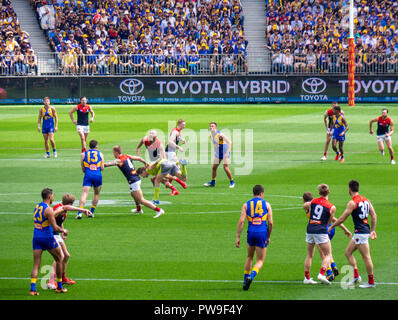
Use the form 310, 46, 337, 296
1, 277, 397, 286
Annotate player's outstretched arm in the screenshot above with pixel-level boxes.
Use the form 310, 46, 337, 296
235, 203, 247, 248
104, 159, 121, 167
128, 155, 147, 165
369, 117, 378, 134
62, 205, 91, 216
45, 207, 66, 234
328, 200, 355, 232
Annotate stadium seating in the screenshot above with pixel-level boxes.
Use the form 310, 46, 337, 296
265, 0, 398, 74
0, 0, 36, 75
29, 0, 247, 75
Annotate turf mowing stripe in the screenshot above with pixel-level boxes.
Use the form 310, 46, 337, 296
1, 277, 397, 285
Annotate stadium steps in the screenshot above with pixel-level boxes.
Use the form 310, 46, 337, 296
241, 0, 270, 74
10, 0, 58, 75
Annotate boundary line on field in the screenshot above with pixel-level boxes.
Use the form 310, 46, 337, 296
0, 277, 397, 286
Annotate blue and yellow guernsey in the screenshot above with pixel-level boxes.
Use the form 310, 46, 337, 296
246, 197, 268, 233
333, 113, 345, 130
211, 130, 229, 159
83, 149, 102, 176
33, 202, 53, 236
41, 106, 55, 130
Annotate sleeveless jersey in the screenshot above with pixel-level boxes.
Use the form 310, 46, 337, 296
165, 128, 181, 153
351, 194, 371, 234
327, 108, 344, 128
246, 197, 268, 233
332, 113, 345, 130
41, 106, 55, 129
52, 203, 66, 235
118, 154, 140, 184
33, 202, 53, 237
144, 137, 163, 161
306, 197, 333, 234
83, 149, 102, 176
377, 116, 392, 136
77, 104, 91, 126
212, 130, 229, 148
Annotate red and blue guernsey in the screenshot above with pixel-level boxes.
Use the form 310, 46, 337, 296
307, 197, 333, 234
77, 103, 92, 126
52, 203, 66, 236
377, 116, 392, 136
351, 194, 371, 234
118, 154, 140, 184
246, 197, 269, 248
32, 202, 58, 251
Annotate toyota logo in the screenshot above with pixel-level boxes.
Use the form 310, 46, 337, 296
120, 79, 144, 95
302, 78, 327, 94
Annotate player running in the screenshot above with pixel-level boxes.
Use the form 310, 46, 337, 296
369, 108, 395, 165
104, 145, 165, 218
30, 188, 68, 295
165, 119, 186, 163
331, 106, 349, 163
137, 159, 187, 204
136, 129, 166, 162
204, 122, 235, 188
302, 184, 335, 285
235, 185, 273, 291
37, 97, 58, 158
328, 180, 377, 288
321, 102, 343, 160
47, 194, 90, 289
69, 96, 95, 153
76, 140, 104, 219
302, 191, 351, 282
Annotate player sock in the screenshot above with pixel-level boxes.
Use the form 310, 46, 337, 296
244, 270, 250, 283
57, 278, 63, 289
46, 151, 50, 156
353, 268, 359, 279
53, 149, 56, 153
326, 267, 333, 277
175, 178, 185, 188
154, 187, 160, 201
136, 205, 142, 212
211, 179, 216, 185
305, 271, 310, 280
324, 152, 327, 157
331, 261, 337, 269
250, 267, 259, 280
90, 206, 96, 214
30, 278, 37, 292
368, 274, 374, 285
320, 267, 326, 276
62, 272, 66, 282
154, 207, 161, 212
169, 185, 177, 192
181, 164, 187, 177
77, 205, 84, 215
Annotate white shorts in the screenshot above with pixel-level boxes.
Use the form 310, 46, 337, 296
54, 234, 64, 244
129, 180, 142, 192
306, 233, 330, 245
77, 125, 90, 133
377, 134, 391, 142
352, 233, 370, 245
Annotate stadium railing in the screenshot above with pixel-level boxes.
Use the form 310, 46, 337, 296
0, 53, 397, 76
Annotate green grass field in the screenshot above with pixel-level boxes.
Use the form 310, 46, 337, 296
0, 103, 397, 301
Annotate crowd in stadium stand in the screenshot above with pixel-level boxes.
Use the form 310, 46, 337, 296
29, 0, 247, 75
266, 0, 398, 74
0, 0, 38, 75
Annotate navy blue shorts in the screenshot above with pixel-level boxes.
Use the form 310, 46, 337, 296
83, 174, 102, 188
42, 126, 54, 134
247, 231, 268, 248
33, 235, 58, 251
333, 128, 345, 141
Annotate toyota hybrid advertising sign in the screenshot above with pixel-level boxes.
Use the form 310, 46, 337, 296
0, 76, 397, 104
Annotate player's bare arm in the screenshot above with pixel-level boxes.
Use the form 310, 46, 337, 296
387, 120, 394, 137
104, 159, 122, 167
266, 202, 273, 244
369, 117, 378, 134
324, 111, 329, 130
169, 132, 183, 151
37, 108, 42, 132
369, 202, 377, 239
69, 106, 78, 125
89, 107, 95, 123
136, 138, 145, 155
127, 155, 147, 166
80, 153, 85, 173
53, 107, 58, 132
54, 205, 90, 217
328, 200, 356, 232
331, 216, 352, 238
100, 153, 105, 171
45, 207, 67, 235
303, 201, 311, 214
341, 118, 349, 135
235, 203, 247, 248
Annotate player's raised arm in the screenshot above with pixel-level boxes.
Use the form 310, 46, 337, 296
266, 202, 273, 244
69, 106, 78, 125
369, 117, 378, 134
37, 108, 42, 132
235, 203, 247, 248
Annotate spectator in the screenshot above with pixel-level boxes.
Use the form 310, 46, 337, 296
13, 46, 26, 75
25, 48, 38, 75
282, 48, 294, 74
271, 48, 284, 73
62, 47, 77, 74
